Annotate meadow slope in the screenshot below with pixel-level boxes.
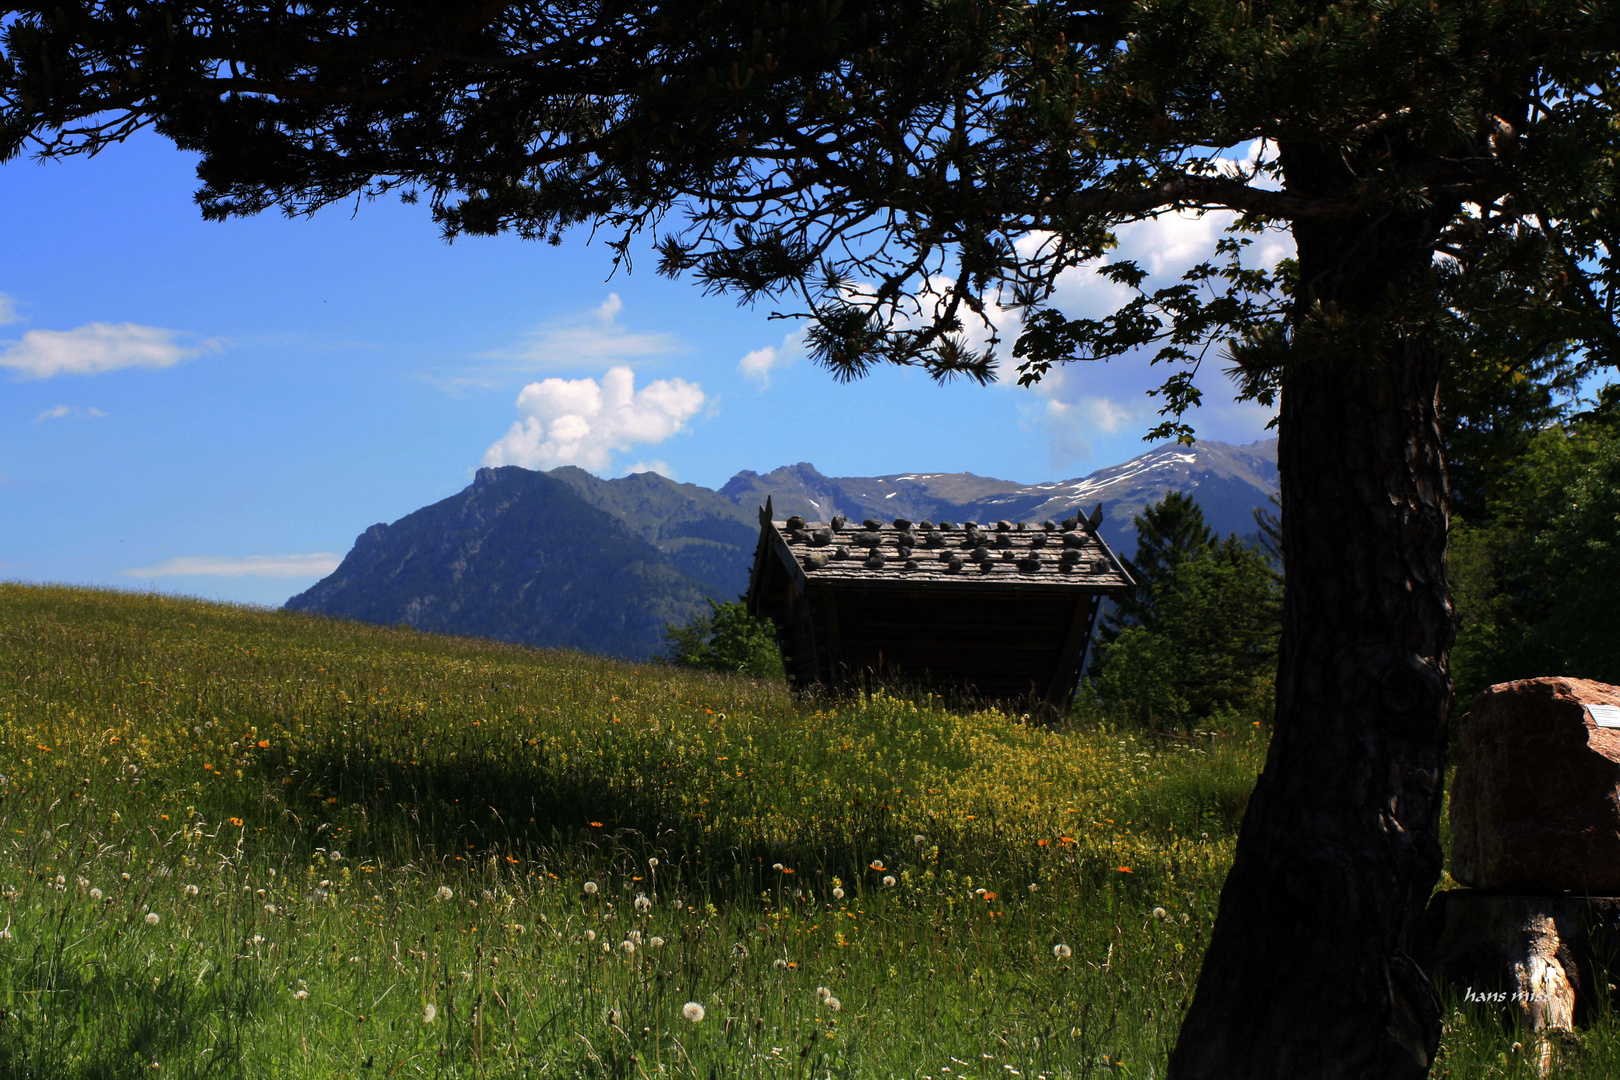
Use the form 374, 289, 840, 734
0, 584, 1606, 1079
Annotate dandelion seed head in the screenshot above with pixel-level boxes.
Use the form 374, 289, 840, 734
54, 875, 65, 886
1028, 883, 1038, 893
436, 886, 453, 901
647, 857, 659, 868
649, 936, 665, 947
817, 986, 831, 1000
184, 884, 199, 896
1052, 944, 1072, 959
832, 887, 844, 900
682, 1001, 705, 1023
731, 942, 748, 958
773, 863, 784, 871
869, 860, 884, 871
1152, 907, 1168, 920
294, 989, 309, 1000
826, 997, 841, 1011
620, 940, 636, 954
585, 930, 597, 942
882, 875, 897, 888
145, 912, 160, 926
263, 904, 277, 914
0, 929, 13, 940
422, 1003, 437, 1023
773, 958, 788, 969
634, 894, 652, 913
583, 881, 599, 895
89, 888, 103, 901
914, 834, 927, 846
627, 930, 642, 944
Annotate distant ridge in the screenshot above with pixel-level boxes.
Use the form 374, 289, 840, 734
286, 439, 1278, 658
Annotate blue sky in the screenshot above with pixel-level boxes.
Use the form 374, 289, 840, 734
2, 131, 1282, 607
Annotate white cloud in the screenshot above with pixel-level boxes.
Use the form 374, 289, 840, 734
737, 326, 807, 388
498, 293, 682, 369
1, 322, 221, 379
0, 294, 19, 326
482, 365, 706, 473
121, 554, 342, 579
34, 405, 107, 422
625, 460, 675, 478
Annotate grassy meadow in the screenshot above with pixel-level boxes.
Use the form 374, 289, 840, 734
0, 583, 1613, 1079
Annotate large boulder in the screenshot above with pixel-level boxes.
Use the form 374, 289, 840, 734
1450, 677, 1620, 893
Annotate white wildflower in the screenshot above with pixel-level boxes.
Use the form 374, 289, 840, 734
682, 1002, 706, 1023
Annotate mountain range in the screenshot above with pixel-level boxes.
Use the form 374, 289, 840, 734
285, 438, 1279, 659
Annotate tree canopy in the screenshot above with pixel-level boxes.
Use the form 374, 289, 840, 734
7, 3, 1620, 1076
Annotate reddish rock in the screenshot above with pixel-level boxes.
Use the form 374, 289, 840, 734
1451, 678, 1620, 893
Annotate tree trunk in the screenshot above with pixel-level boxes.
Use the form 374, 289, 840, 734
1169, 145, 1458, 1078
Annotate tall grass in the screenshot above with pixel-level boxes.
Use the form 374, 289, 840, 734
0, 583, 1612, 1078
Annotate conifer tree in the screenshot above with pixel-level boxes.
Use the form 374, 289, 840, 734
8, 3, 1620, 1074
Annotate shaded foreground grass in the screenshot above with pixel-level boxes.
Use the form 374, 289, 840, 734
0, 584, 1613, 1079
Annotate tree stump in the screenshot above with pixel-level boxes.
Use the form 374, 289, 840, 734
1423, 891, 1620, 1073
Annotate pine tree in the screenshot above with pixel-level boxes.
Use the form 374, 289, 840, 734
10, 4, 1620, 1072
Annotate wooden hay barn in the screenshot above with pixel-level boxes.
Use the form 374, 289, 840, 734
745, 498, 1135, 707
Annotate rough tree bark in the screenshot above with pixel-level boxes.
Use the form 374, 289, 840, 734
1169, 143, 1459, 1079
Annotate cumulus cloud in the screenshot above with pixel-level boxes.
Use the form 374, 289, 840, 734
499, 293, 682, 369
625, 460, 675, 478
737, 326, 807, 388
121, 554, 342, 578
482, 365, 706, 473
1, 322, 221, 379
0, 294, 19, 326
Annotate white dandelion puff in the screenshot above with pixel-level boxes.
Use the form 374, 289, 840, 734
436, 886, 454, 901
422, 1003, 437, 1024
882, 876, 897, 888
0, 929, 13, 940
634, 894, 652, 914
774, 958, 788, 969
1152, 907, 1168, 920
1052, 944, 1072, 959
649, 936, 665, 947
869, 860, 884, 870
817, 986, 831, 1000
832, 887, 845, 900
583, 881, 599, 895
620, 940, 636, 954
184, 884, 199, 896
773, 863, 784, 871
682, 1002, 705, 1023
647, 857, 659, 868
89, 888, 103, 901
826, 997, 841, 1011
585, 929, 597, 942
294, 989, 309, 1000
145, 912, 160, 926
914, 834, 927, 846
